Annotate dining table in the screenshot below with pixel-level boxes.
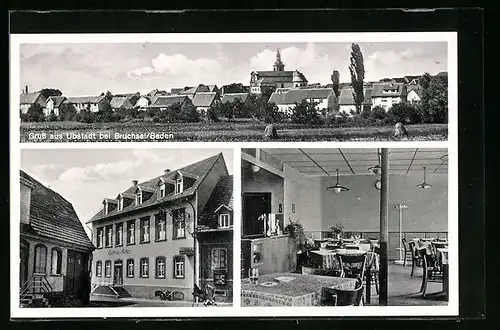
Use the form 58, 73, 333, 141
241, 272, 358, 307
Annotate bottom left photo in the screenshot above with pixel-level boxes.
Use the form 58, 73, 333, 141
18, 148, 234, 308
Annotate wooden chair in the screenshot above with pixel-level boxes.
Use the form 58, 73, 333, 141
365, 251, 379, 295
418, 248, 442, 297
401, 238, 413, 267
320, 278, 364, 306
409, 241, 422, 277
191, 284, 217, 306
337, 254, 367, 281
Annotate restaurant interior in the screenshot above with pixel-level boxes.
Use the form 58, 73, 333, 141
241, 148, 449, 307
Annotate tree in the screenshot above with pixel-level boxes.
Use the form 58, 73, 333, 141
207, 106, 219, 122
370, 106, 387, 121
25, 103, 45, 122
104, 91, 114, 102
291, 100, 320, 125
387, 103, 420, 124
420, 72, 432, 89
39, 88, 62, 99
349, 43, 365, 114
59, 102, 78, 121
420, 74, 448, 123
330, 70, 340, 98
179, 102, 200, 122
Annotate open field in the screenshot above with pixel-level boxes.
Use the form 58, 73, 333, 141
20, 121, 448, 142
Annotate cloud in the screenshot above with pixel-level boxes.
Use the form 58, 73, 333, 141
127, 53, 224, 80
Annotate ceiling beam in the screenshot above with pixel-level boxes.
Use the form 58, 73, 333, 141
298, 148, 331, 176
338, 149, 356, 175
406, 148, 419, 174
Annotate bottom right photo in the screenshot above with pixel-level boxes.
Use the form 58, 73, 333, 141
240, 147, 449, 307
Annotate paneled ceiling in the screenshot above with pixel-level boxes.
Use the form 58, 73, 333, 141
261, 148, 448, 176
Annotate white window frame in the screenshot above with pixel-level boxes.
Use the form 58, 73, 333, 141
104, 202, 109, 215
126, 259, 134, 278
97, 228, 103, 248
127, 221, 135, 244
116, 223, 123, 246
105, 225, 113, 247
96, 261, 102, 277
211, 248, 228, 271
136, 192, 142, 205
141, 218, 150, 243
140, 258, 149, 278
159, 183, 166, 198
156, 216, 166, 241
156, 257, 166, 278
218, 214, 231, 228
173, 256, 185, 278
118, 197, 124, 211
105, 260, 112, 277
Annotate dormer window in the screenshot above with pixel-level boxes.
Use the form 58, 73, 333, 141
118, 197, 124, 211
136, 192, 143, 205
219, 214, 231, 228
104, 202, 109, 215
159, 183, 166, 199
175, 176, 183, 194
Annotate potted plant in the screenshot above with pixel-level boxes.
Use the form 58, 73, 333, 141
329, 223, 344, 240
284, 219, 308, 271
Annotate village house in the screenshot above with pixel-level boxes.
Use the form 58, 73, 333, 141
371, 82, 407, 111
268, 88, 336, 116
20, 170, 95, 307
179, 85, 211, 100
249, 49, 308, 94
221, 93, 251, 106
191, 92, 219, 116
20, 91, 47, 114
407, 85, 423, 103
196, 175, 234, 302
66, 95, 110, 113
220, 83, 249, 96
87, 153, 231, 301
148, 95, 193, 111
338, 87, 373, 115
136, 96, 151, 110
110, 96, 134, 111
44, 96, 67, 117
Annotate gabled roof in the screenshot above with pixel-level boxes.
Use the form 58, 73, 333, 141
103, 198, 118, 204
47, 96, 66, 108
192, 92, 218, 108
88, 153, 224, 223
150, 95, 189, 108
137, 185, 156, 193
199, 175, 234, 223
338, 88, 372, 106
407, 88, 423, 98
110, 96, 133, 109
371, 83, 406, 97
67, 95, 106, 104
269, 88, 333, 105
180, 85, 210, 94
221, 93, 250, 104
207, 85, 218, 92
20, 170, 94, 251
20, 92, 45, 105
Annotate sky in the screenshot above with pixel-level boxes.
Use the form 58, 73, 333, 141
19, 42, 448, 96
21, 148, 234, 237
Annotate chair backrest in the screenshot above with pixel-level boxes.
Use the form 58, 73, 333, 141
332, 278, 364, 306
408, 241, 418, 258
401, 237, 408, 250
338, 254, 367, 280
365, 251, 379, 271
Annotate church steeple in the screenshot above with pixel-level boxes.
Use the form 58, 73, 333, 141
273, 48, 285, 71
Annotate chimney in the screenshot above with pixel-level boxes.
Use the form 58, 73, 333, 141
25, 85, 29, 93
132, 180, 138, 186
164, 169, 171, 174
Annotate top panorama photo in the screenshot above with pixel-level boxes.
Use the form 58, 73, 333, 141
17, 40, 449, 142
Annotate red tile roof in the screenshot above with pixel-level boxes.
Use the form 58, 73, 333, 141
88, 153, 224, 223
20, 170, 94, 251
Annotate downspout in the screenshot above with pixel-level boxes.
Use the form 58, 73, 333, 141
185, 197, 198, 288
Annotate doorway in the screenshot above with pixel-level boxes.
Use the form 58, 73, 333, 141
65, 250, 85, 295
20, 240, 29, 286
243, 193, 271, 237
113, 260, 123, 286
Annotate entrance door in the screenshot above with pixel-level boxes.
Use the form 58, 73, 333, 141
243, 193, 271, 237
65, 250, 85, 295
113, 260, 123, 286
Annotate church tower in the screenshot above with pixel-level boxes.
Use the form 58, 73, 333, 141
273, 49, 285, 71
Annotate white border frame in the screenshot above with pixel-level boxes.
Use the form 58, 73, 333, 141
10, 31, 457, 318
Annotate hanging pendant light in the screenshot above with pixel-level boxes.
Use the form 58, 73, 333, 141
327, 169, 349, 193
417, 166, 433, 189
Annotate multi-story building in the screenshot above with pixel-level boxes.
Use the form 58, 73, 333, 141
268, 88, 336, 116
19, 170, 95, 307
249, 49, 308, 95
87, 153, 231, 301
371, 82, 407, 111
66, 95, 110, 113
20, 91, 47, 114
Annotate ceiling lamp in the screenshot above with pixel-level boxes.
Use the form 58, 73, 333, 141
417, 166, 433, 189
326, 169, 349, 193
250, 164, 261, 173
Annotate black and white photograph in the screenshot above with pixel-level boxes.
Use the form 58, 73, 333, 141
240, 148, 453, 308
18, 148, 234, 308
13, 33, 454, 143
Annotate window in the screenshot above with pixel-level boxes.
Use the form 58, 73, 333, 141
105, 260, 112, 277
381, 98, 388, 103
118, 197, 124, 211
96, 227, 104, 248
105, 225, 113, 247
51, 248, 62, 275
136, 192, 142, 205
127, 220, 135, 245
126, 259, 134, 278
175, 176, 183, 194
172, 208, 186, 239
140, 258, 149, 278
211, 248, 228, 270
140, 217, 150, 243
155, 214, 167, 241
96, 261, 102, 277
33, 244, 47, 274
218, 214, 231, 228
159, 183, 166, 199
115, 223, 123, 246
156, 257, 166, 278
104, 202, 109, 215
173, 256, 185, 279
